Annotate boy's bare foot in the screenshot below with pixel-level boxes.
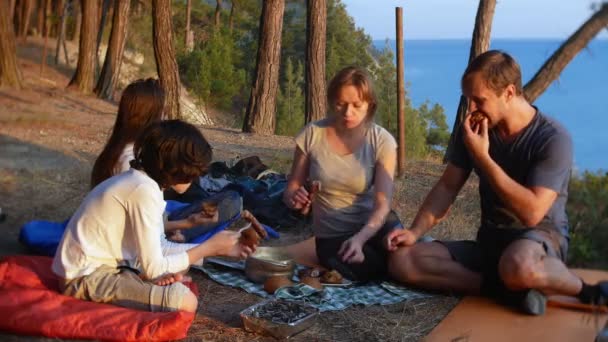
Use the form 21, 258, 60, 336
153, 273, 193, 286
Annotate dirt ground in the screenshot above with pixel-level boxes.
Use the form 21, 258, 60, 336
0, 40, 481, 341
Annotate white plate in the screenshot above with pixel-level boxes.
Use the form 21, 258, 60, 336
320, 278, 354, 287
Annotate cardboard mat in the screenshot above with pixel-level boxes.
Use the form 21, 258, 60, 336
426, 269, 608, 342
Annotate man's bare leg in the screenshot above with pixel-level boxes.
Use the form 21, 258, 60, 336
498, 239, 582, 295
388, 242, 482, 294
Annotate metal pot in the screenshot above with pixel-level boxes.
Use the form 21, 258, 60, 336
245, 247, 295, 283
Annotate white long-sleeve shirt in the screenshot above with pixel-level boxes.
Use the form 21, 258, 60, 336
52, 169, 191, 280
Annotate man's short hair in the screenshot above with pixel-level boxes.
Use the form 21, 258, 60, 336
461, 50, 523, 96
133, 120, 212, 188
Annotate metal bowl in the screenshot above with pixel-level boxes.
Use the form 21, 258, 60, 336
245, 247, 295, 283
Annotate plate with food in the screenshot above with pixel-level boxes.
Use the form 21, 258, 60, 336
297, 268, 354, 287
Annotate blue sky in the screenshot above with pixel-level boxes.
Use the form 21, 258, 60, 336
342, 0, 608, 40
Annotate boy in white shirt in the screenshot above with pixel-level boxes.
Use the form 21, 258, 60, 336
53, 120, 255, 313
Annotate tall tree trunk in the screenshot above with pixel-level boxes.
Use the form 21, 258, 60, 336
14, 0, 23, 36
72, 0, 81, 42
96, 0, 111, 70
54, 0, 68, 65
524, 3, 608, 103
94, 0, 130, 100
215, 0, 222, 28
19, 0, 34, 41
39, 0, 51, 75
152, 0, 181, 119
185, 0, 193, 52
0, 0, 24, 89
67, 0, 100, 93
36, 0, 44, 36
51, 0, 64, 38
242, 0, 285, 134
444, 0, 496, 162
229, 0, 237, 32
9, 0, 17, 23
305, 0, 327, 124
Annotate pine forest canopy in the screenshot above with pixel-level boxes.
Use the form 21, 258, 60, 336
173, 0, 450, 156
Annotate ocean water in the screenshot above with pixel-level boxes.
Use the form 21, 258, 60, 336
374, 39, 608, 172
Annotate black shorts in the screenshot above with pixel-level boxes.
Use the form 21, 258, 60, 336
439, 225, 569, 295
315, 210, 403, 282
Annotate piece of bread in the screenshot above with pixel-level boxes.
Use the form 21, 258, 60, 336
470, 112, 487, 126
321, 270, 343, 284
239, 226, 260, 248
300, 276, 323, 290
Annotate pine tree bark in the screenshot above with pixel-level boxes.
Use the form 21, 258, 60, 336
215, 0, 222, 28
229, 0, 237, 31
40, 0, 51, 75
305, 0, 327, 124
0, 1, 24, 89
242, 0, 285, 134
9, 0, 17, 22
185, 0, 193, 52
94, 0, 130, 100
19, 0, 34, 41
96, 0, 111, 70
54, 0, 68, 65
72, 0, 81, 42
444, 0, 496, 162
67, 0, 100, 93
36, 0, 44, 37
152, 0, 181, 119
524, 3, 608, 103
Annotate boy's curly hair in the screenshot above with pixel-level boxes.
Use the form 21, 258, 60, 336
132, 120, 212, 188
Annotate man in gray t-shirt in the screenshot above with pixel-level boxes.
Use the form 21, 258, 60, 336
384, 50, 607, 315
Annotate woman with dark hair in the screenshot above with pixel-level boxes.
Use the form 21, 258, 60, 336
53, 120, 257, 313
283, 66, 404, 282
91, 78, 165, 188
89, 78, 223, 241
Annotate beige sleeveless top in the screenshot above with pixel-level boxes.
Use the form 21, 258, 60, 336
295, 118, 397, 238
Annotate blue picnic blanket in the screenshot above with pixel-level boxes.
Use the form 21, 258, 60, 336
194, 262, 431, 312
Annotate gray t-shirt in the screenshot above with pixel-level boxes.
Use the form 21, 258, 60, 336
295, 118, 397, 238
449, 109, 572, 236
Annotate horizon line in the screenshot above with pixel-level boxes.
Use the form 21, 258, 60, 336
372, 37, 608, 41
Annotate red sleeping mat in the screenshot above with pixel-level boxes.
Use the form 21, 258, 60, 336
0, 255, 195, 341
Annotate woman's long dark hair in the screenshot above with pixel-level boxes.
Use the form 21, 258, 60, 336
90, 78, 165, 188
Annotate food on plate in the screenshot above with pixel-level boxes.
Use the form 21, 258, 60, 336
320, 270, 343, 284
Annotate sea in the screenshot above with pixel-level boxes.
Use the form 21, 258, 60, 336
374, 39, 608, 172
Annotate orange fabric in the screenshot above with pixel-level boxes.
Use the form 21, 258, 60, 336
426, 269, 608, 342
0, 255, 195, 341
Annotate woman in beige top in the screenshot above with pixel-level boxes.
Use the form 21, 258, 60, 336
283, 67, 403, 281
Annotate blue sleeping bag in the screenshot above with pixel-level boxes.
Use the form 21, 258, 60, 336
19, 200, 278, 256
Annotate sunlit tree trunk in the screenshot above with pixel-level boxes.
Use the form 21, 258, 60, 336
94, 0, 130, 100
305, 0, 327, 124
229, 0, 237, 32
152, 0, 181, 119
67, 0, 100, 93
19, 0, 34, 42
242, 0, 285, 134
524, 3, 608, 102
185, 0, 193, 52
215, 0, 222, 28
54, 0, 68, 65
0, 0, 24, 89
444, 0, 496, 162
